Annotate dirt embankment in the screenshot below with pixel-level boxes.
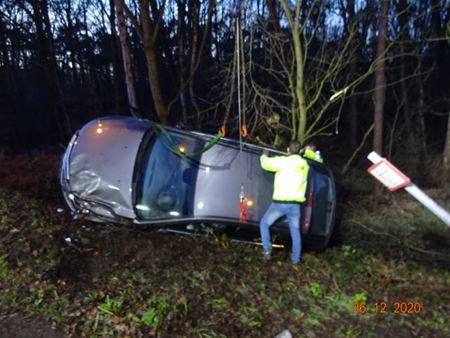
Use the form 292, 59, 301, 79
0, 153, 449, 337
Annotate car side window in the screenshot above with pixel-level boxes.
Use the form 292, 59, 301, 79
136, 132, 203, 219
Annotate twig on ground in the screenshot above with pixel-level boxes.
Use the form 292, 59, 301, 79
348, 219, 395, 237
348, 219, 450, 258
331, 273, 341, 292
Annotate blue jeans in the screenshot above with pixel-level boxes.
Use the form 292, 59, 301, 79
260, 202, 301, 263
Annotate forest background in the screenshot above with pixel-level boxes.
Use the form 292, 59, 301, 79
0, 0, 449, 177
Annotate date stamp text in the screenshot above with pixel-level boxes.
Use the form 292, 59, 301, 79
352, 301, 422, 315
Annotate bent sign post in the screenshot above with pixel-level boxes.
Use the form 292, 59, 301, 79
367, 151, 450, 227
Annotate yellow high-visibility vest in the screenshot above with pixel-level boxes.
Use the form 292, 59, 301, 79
260, 154, 310, 202
304, 148, 324, 163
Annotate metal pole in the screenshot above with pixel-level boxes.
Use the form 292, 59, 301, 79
367, 151, 450, 227
404, 184, 450, 227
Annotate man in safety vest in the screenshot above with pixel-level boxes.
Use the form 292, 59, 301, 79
301, 142, 324, 163
259, 140, 310, 264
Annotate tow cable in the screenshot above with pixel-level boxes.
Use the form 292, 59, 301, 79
233, 0, 249, 222
154, 124, 222, 157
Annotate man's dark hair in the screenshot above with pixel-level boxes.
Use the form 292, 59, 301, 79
288, 140, 301, 154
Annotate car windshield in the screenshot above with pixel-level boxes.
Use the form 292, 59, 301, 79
136, 130, 204, 220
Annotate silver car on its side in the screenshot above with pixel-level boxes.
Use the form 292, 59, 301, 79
61, 116, 337, 249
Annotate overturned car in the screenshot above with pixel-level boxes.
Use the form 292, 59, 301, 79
61, 117, 337, 249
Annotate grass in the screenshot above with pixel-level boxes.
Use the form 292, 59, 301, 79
140, 294, 187, 328
0, 255, 23, 309
0, 153, 449, 337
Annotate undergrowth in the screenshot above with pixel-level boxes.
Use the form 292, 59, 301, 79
0, 153, 449, 337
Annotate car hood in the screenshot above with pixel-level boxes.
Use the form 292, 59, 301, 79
64, 117, 150, 220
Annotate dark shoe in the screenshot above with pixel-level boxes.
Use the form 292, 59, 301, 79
261, 250, 271, 262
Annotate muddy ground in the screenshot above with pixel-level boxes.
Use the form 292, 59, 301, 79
0, 152, 449, 337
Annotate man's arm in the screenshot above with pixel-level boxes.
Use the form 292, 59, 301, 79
260, 152, 284, 172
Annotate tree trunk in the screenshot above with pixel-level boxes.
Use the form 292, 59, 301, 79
109, 0, 128, 115
189, 0, 201, 128
22, 0, 72, 141
279, 0, 307, 144
65, 0, 78, 86
188, 0, 214, 128
177, 0, 188, 124
141, 0, 169, 124
417, 78, 427, 163
149, 0, 178, 93
443, 110, 450, 175
115, 0, 140, 116
123, 0, 169, 124
144, 43, 169, 124
266, 0, 282, 33
396, 0, 412, 137
0, 11, 19, 147
373, 0, 389, 155
42, 0, 72, 138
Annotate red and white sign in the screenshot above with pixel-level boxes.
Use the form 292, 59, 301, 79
367, 151, 450, 227
368, 159, 410, 191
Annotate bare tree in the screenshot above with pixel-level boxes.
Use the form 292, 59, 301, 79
107, 0, 128, 115
176, 0, 188, 124
186, 0, 215, 128
17, 0, 72, 140
247, 0, 376, 145
121, 0, 169, 124
395, 0, 412, 138
278, 0, 307, 143
189, 0, 201, 128
115, 0, 140, 116
168, 0, 215, 128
